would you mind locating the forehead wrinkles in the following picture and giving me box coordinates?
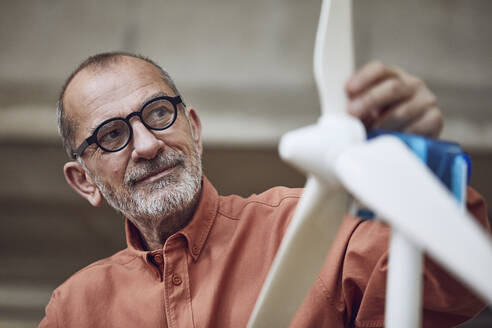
[71,67,157,111]
[65,62,167,138]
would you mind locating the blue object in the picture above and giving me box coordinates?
[357,130,470,219]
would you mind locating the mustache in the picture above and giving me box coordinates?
[124,150,185,187]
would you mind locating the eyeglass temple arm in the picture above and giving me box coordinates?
[72,136,96,159]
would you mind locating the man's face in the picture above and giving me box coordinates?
[63,57,203,223]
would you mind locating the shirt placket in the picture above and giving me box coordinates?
[163,235,195,328]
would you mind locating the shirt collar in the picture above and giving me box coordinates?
[125,176,219,261]
[125,218,148,255]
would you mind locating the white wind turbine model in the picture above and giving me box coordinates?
[247,0,492,327]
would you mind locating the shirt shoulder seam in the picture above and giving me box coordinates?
[66,251,139,280]
[51,290,61,328]
[217,194,301,220]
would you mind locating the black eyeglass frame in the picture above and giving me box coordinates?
[72,95,182,159]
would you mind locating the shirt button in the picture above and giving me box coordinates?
[153,254,163,264]
[192,245,199,255]
[172,273,182,286]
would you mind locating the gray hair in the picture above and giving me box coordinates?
[56,51,183,159]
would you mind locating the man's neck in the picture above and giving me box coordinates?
[129,189,201,251]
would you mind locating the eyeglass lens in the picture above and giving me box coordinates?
[96,98,176,151]
[142,98,175,129]
[97,120,131,151]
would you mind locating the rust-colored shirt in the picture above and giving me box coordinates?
[40,177,489,327]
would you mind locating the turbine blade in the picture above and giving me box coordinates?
[247,177,349,328]
[314,0,354,114]
[334,136,492,303]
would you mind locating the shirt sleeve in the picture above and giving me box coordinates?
[342,187,490,328]
[38,292,59,328]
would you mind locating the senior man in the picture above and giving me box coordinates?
[40,52,488,327]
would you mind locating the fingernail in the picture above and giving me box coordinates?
[348,99,364,115]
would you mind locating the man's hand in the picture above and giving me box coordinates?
[346,61,443,138]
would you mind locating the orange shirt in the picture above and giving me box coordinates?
[39,177,489,327]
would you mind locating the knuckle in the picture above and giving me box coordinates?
[431,107,443,124]
[413,78,425,89]
[437,115,444,133]
[369,60,383,68]
[426,107,443,137]
[436,115,444,131]
[427,92,438,106]
[389,78,404,95]
[369,60,385,73]
[388,65,403,77]
[419,87,437,107]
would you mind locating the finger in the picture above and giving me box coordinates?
[346,61,396,96]
[360,108,380,132]
[348,77,414,118]
[403,106,443,138]
[373,87,437,131]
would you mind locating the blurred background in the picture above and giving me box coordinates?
[1,0,491,326]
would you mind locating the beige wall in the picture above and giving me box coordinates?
[1,0,491,326]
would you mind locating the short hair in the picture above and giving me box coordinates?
[56,51,182,159]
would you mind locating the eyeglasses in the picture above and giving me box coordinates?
[72,95,182,159]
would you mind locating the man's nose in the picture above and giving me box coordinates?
[130,120,164,161]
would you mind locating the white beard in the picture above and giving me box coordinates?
[89,143,202,224]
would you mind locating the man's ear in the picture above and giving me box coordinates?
[63,161,102,207]
[187,107,203,155]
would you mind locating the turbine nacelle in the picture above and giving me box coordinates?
[279,113,365,187]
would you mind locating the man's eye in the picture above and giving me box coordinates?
[99,129,122,144]
[150,107,170,118]
[145,106,173,126]
[106,130,120,139]
[143,100,174,127]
